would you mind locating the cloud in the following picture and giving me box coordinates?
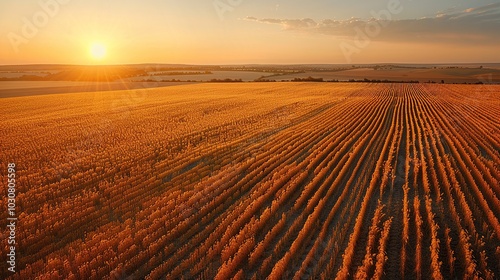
[244,3,500,43]
[253,18,318,29]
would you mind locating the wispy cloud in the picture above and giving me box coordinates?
[244,3,500,43]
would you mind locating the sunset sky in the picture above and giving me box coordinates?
[1,0,499,65]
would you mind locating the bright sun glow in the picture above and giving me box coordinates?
[90,43,106,60]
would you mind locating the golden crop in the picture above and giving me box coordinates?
[0,83,498,279]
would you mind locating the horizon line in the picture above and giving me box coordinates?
[1,62,500,67]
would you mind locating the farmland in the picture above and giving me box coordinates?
[0,83,499,279]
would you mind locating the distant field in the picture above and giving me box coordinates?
[2,65,499,84]
[125,70,273,82]
[0,81,104,90]
[1,83,499,279]
[0,72,50,79]
[275,67,500,83]
[0,81,196,98]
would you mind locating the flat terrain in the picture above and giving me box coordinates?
[125,70,269,82]
[275,67,500,83]
[0,81,196,98]
[2,64,500,85]
[0,83,499,279]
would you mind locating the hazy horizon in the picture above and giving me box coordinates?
[1,0,500,65]
[2,62,500,67]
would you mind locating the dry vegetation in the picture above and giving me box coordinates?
[0,82,499,279]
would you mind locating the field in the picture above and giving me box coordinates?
[1,83,499,279]
[0,81,195,98]
[126,71,269,82]
[274,67,500,83]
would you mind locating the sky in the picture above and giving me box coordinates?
[0,0,499,65]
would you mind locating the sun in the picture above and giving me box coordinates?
[90,42,106,60]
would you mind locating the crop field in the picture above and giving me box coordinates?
[1,83,499,279]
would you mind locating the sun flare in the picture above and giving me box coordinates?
[90,43,106,60]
